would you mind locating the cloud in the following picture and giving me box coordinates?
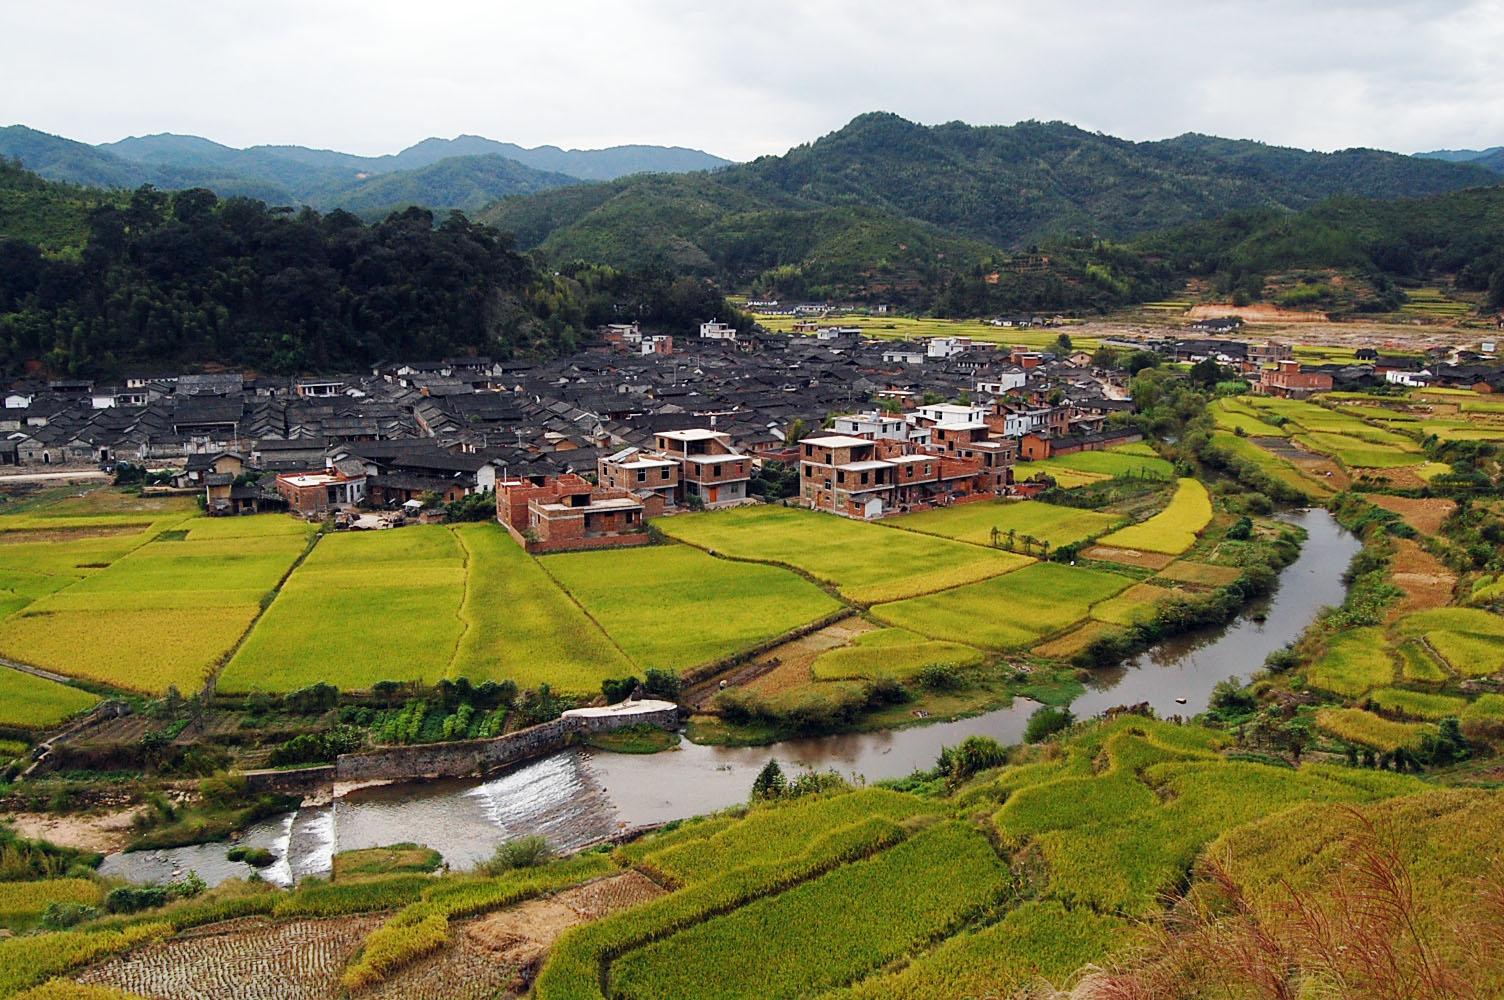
[2,0,1501,159]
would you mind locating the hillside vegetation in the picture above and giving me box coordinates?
[482,113,1496,304]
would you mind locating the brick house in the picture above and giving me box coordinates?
[653,429,751,508]
[495,474,649,553]
[275,469,367,516]
[1256,360,1333,399]
[597,447,680,510]
[797,434,1000,519]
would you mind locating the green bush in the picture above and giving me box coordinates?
[480,835,553,874]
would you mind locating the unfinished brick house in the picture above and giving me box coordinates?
[1256,360,1333,399]
[597,447,680,512]
[797,434,1002,519]
[652,429,751,508]
[495,473,648,553]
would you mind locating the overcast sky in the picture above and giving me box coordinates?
[4,0,1503,161]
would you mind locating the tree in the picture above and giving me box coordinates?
[1189,357,1225,388]
[751,759,786,801]
[1052,332,1073,354]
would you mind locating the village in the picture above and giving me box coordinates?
[0,313,1498,551]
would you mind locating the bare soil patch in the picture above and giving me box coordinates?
[1369,496,1456,536]
[1388,539,1457,617]
[1186,303,1329,323]
[3,807,144,854]
[1081,546,1175,570]
[466,871,665,969]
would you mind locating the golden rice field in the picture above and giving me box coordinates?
[888,499,1123,550]
[220,525,466,693]
[0,517,313,694]
[1097,478,1211,555]
[872,562,1134,649]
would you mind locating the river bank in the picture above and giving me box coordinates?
[99,509,1356,887]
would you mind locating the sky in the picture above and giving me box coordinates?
[4,0,1504,161]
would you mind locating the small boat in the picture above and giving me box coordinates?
[1174,697,1188,705]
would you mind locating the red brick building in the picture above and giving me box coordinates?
[495,474,648,553]
[1256,360,1333,399]
[797,434,1000,519]
[275,469,367,517]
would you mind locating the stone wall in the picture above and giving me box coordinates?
[242,764,336,795]
[327,700,680,785]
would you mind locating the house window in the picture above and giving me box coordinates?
[637,469,646,482]
[661,469,670,480]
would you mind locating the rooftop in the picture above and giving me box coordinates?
[800,434,873,448]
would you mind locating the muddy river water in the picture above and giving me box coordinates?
[101,508,1358,887]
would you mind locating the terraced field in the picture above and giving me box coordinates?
[655,505,1030,603]
[543,543,842,671]
[871,562,1134,649]
[1097,478,1212,555]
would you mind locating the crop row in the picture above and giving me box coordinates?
[534,815,908,1000]
[610,821,1009,1000]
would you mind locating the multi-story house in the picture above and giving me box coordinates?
[653,429,750,508]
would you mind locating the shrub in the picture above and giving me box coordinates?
[1025,705,1075,743]
[937,735,1009,783]
[480,835,553,874]
[916,663,962,690]
[226,846,276,868]
[601,676,640,704]
[40,901,100,930]
[643,668,682,700]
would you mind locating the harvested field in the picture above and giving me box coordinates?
[79,916,384,1000]
[466,871,664,969]
[1157,561,1241,588]
[1033,620,1124,658]
[739,619,877,698]
[1081,545,1175,570]
[1388,539,1456,616]
[1368,496,1456,535]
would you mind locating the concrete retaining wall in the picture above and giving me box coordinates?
[241,700,680,790]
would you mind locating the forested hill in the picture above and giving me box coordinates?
[1133,186,1504,310]
[483,113,1498,269]
[0,163,752,377]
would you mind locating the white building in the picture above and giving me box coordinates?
[699,320,738,340]
[975,369,1029,396]
[927,336,972,358]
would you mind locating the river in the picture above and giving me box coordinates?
[100,508,1357,887]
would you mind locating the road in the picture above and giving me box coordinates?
[0,470,109,484]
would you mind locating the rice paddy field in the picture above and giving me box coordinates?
[808,628,985,681]
[655,505,1030,603]
[1016,446,1174,486]
[754,313,1099,350]
[220,525,466,693]
[542,543,842,671]
[447,525,635,695]
[1097,478,1212,555]
[0,666,99,729]
[889,499,1122,549]
[872,561,1134,649]
[0,516,314,694]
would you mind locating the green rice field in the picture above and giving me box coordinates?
[888,499,1122,550]
[655,505,1030,604]
[543,543,842,671]
[871,562,1134,649]
[0,667,99,729]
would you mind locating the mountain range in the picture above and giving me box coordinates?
[0,126,732,217]
[480,113,1501,296]
[1415,146,1504,173]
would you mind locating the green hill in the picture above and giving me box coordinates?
[485,113,1496,263]
[1135,186,1504,311]
[0,158,116,254]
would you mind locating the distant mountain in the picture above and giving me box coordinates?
[1415,146,1504,174]
[0,126,730,217]
[482,112,1498,297]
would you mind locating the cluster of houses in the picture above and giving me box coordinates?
[11,311,1499,550]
